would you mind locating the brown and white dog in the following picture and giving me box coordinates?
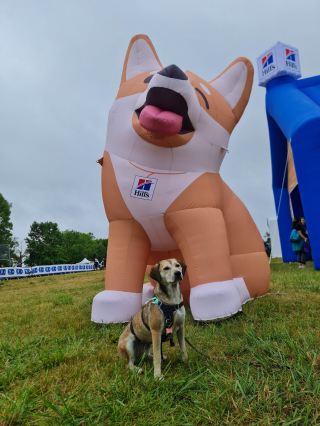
[118,259,188,378]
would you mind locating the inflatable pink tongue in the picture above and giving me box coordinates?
[139,105,183,136]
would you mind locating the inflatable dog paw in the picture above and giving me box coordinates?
[91,35,270,324]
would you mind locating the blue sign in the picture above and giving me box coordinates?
[45,267,50,272]
[24,269,30,274]
[52,267,56,272]
[0,269,6,276]
[17,269,23,274]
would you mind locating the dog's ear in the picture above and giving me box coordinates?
[177,260,187,276]
[209,57,254,123]
[120,34,162,85]
[149,263,161,283]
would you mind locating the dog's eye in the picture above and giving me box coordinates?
[175,264,180,267]
[163,267,170,270]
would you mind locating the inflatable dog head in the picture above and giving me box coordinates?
[105,35,254,173]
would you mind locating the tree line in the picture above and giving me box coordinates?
[0,193,108,266]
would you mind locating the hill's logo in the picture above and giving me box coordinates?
[261,51,276,76]
[285,48,298,70]
[131,175,158,201]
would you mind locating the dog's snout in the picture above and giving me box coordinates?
[158,65,188,81]
[174,270,182,279]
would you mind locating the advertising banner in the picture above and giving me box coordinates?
[257,42,301,87]
[0,263,94,280]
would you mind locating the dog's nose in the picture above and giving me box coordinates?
[158,65,188,81]
[174,270,182,279]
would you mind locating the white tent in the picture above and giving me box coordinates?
[267,218,282,258]
[76,258,91,264]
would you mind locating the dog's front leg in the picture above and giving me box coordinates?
[177,325,188,362]
[151,331,162,378]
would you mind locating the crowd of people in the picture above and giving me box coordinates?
[94,257,106,271]
[264,216,310,268]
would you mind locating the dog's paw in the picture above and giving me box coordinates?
[181,355,188,363]
[137,368,143,375]
[154,374,164,381]
[162,355,167,360]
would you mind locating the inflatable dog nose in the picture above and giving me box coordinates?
[158,65,188,81]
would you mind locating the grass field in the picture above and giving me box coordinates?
[1,261,320,425]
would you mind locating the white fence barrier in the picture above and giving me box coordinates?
[0,263,94,280]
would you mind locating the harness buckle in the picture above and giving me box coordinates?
[165,314,172,327]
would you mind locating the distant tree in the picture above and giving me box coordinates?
[92,238,108,263]
[62,230,108,264]
[15,242,28,265]
[263,231,270,240]
[24,221,108,266]
[0,193,18,265]
[25,221,64,265]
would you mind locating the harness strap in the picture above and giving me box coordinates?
[130,321,150,345]
[141,308,150,332]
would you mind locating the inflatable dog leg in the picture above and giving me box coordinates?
[165,208,244,321]
[91,219,150,323]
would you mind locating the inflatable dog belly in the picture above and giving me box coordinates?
[91,34,270,324]
[109,154,204,251]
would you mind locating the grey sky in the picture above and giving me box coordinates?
[1,0,319,246]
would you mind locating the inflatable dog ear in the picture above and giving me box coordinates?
[209,58,254,123]
[120,35,163,84]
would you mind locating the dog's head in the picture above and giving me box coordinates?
[106,34,253,172]
[149,259,187,285]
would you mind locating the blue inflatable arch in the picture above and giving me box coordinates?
[265,74,320,269]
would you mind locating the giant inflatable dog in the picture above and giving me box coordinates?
[92,35,270,323]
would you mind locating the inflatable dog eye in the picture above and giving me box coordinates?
[91,35,270,324]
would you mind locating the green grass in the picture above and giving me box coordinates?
[0,262,320,425]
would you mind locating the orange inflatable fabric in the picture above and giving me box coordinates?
[91,35,270,323]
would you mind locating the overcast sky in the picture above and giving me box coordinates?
[1,0,319,247]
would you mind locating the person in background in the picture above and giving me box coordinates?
[94,258,99,271]
[101,258,106,270]
[301,217,312,260]
[264,238,271,257]
[291,217,308,268]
